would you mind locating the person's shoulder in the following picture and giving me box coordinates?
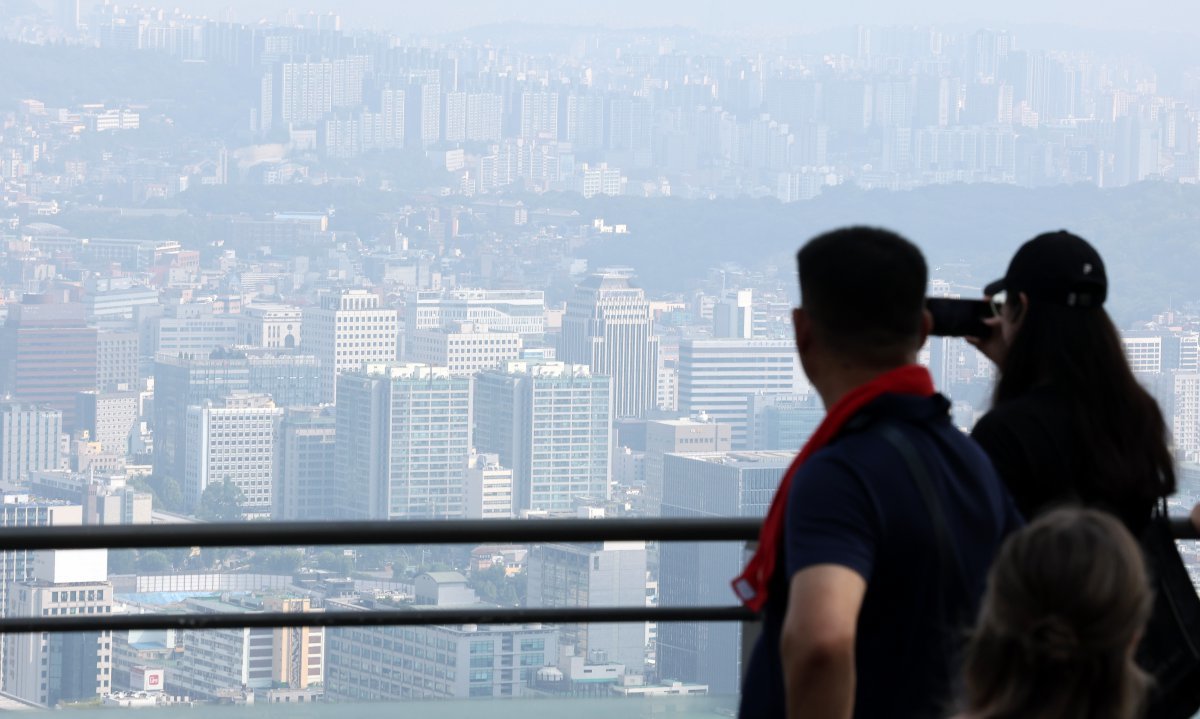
[973,389,1066,442]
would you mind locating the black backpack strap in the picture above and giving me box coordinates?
[878,423,971,611]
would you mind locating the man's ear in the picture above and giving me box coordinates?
[793,307,810,352]
[918,307,932,348]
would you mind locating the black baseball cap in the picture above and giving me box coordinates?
[984,230,1107,308]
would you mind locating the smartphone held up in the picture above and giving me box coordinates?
[926,298,993,338]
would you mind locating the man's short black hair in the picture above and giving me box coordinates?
[797,226,927,366]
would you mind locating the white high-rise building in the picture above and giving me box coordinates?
[183,393,283,518]
[560,271,659,419]
[303,289,399,403]
[464,451,513,519]
[0,402,62,485]
[465,93,503,142]
[444,91,467,142]
[335,363,472,519]
[3,549,113,706]
[278,59,333,124]
[520,91,559,139]
[678,339,805,449]
[475,361,612,513]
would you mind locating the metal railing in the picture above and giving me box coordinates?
[0,515,1193,634]
[0,517,763,633]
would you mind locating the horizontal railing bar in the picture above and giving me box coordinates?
[0,516,1192,552]
[0,605,758,634]
[0,517,764,551]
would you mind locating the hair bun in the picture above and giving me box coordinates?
[1025,615,1081,662]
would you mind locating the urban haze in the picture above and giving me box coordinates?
[0,0,1196,712]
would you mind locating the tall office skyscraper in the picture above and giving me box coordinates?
[658,451,791,694]
[276,407,337,521]
[154,352,243,483]
[677,338,804,448]
[183,393,282,517]
[560,271,659,419]
[475,361,612,513]
[0,403,63,486]
[0,295,97,431]
[303,289,399,403]
[335,363,472,519]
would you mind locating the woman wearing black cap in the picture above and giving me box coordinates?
[968,230,1175,532]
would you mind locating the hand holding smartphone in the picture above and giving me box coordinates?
[926,298,993,338]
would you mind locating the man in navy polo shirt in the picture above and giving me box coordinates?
[735,227,1022,718]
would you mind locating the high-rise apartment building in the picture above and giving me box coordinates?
[0,295,97,431]
[658,451,791,695]
[3,549,113,706]
[303,289,399,403]
[276,59,333,124]
[677,339,804,448]
[560,271,659,419]
[465,93,503,142]
[520,91,559,139]
[275,407,336,521]
[444,91,467,142]
[335,363,472,519]
[527,541,648,671]
[183,393,282,517]
[642,417,733,515]
[0,403,63,485]
[566,94,606,151]
[475,361,612,513]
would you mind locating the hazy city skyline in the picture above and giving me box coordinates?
[154,0,1200,37]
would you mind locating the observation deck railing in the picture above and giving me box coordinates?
[0,515,1192,634]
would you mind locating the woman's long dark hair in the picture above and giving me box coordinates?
[995,300,1176,510]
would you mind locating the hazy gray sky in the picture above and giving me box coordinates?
[177,0,1199,36]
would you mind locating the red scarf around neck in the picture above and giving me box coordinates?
[732,364,936,611]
